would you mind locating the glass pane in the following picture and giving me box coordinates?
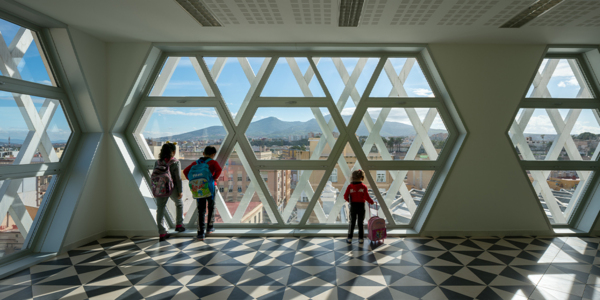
[247,107,339,160]
[361,107,448,161]
[379,170,435,224]
[0,175,55,258]
[308,161,385,225]
[0,92,72,165]
[261,57,324,97]
[135,107,227,160]
[371,58,434,98]
[526,170,592,224]
[312,57,379,124]
[0,18,55,86]
[150,57,212,97]
[204,57,268,121]
[510,109,600,161]
[526,58,593,99]
[276,169,325,224]
[178,145,276,226]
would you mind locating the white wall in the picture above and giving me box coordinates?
[106,42,156,235]
[421,44,552,236]
[61,28,108,248]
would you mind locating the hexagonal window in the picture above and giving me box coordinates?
[510,109,600,161]
[526,58,593,99]
[150,57,213,97]
[261,57,324,97]
[134,107,227,160]
[246,107,339,160]
[526,170,592,224]
[203,57,269,122]
[359,107,449,161]
[0,91,72,164]
[312,57,379,124]
[0,18,55,86]
[371,58,434,98]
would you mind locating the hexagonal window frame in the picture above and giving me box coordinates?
[0,16,82,262]
[123,48,464,232]
[508,49,600,228]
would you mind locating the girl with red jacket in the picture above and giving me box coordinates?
[344,169,375,244]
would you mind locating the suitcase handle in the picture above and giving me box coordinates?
[369,201,379,218]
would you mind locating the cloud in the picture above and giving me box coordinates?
[524,115,557,134]
[154,107,218,117]
[412,88,434,97]
[558,76,578,88]
[340,107,356,116]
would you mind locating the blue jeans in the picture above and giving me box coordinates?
[197,196,215,233]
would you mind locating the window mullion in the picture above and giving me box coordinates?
[0,163,62,180]
[0,76,65,99]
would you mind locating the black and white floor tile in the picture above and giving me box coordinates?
[2,236,600,299]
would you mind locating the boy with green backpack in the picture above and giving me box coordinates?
[183,146,222,241]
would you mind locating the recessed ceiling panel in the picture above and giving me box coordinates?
[203,0,240,25]
[235,0,284,25]
[390,0,443,26]
[291,0,334,25]
[437,0,499,26]
[483,0,534,26]
[528,0,600,27]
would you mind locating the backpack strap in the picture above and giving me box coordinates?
[197,158,212,164]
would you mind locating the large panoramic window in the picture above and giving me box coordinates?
[0,18,75,259]
[510,56,599,225]
[131,52,457,229]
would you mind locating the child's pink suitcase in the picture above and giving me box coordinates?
[368,202,387,242]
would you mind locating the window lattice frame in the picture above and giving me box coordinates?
[126,48,460,229]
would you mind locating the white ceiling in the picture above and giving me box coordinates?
[18,0,600,44]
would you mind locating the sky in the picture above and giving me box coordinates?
[143,56,447,139]
[0,19,71,143]
[0,13,593,144]
[519,59,599,135]
[143,56,597,140]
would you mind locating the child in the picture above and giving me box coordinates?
[152,142,185,242]
[183,146,222,241]
[344,169,375,244]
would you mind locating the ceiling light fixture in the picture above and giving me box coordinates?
[175,0,222,27]
[500,0,565,28]
[339,0,365,27]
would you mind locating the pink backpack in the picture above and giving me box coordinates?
[368,203,387,242]
[150,159,176,198]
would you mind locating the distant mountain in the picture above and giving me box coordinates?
[156,116,447,141]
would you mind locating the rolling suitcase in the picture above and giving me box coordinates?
[367,202,387,242]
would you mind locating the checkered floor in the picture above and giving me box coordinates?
[2,236,600,299]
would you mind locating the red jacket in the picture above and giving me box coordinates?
[344,182,374,204]
[183,158,222,187]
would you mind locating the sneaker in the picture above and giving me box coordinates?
[206,228,215,235]
[175,225,186,233]
[197,231,205,241]
[159,233,170,242]
[359,239,364,244]
[346,239,352,244]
